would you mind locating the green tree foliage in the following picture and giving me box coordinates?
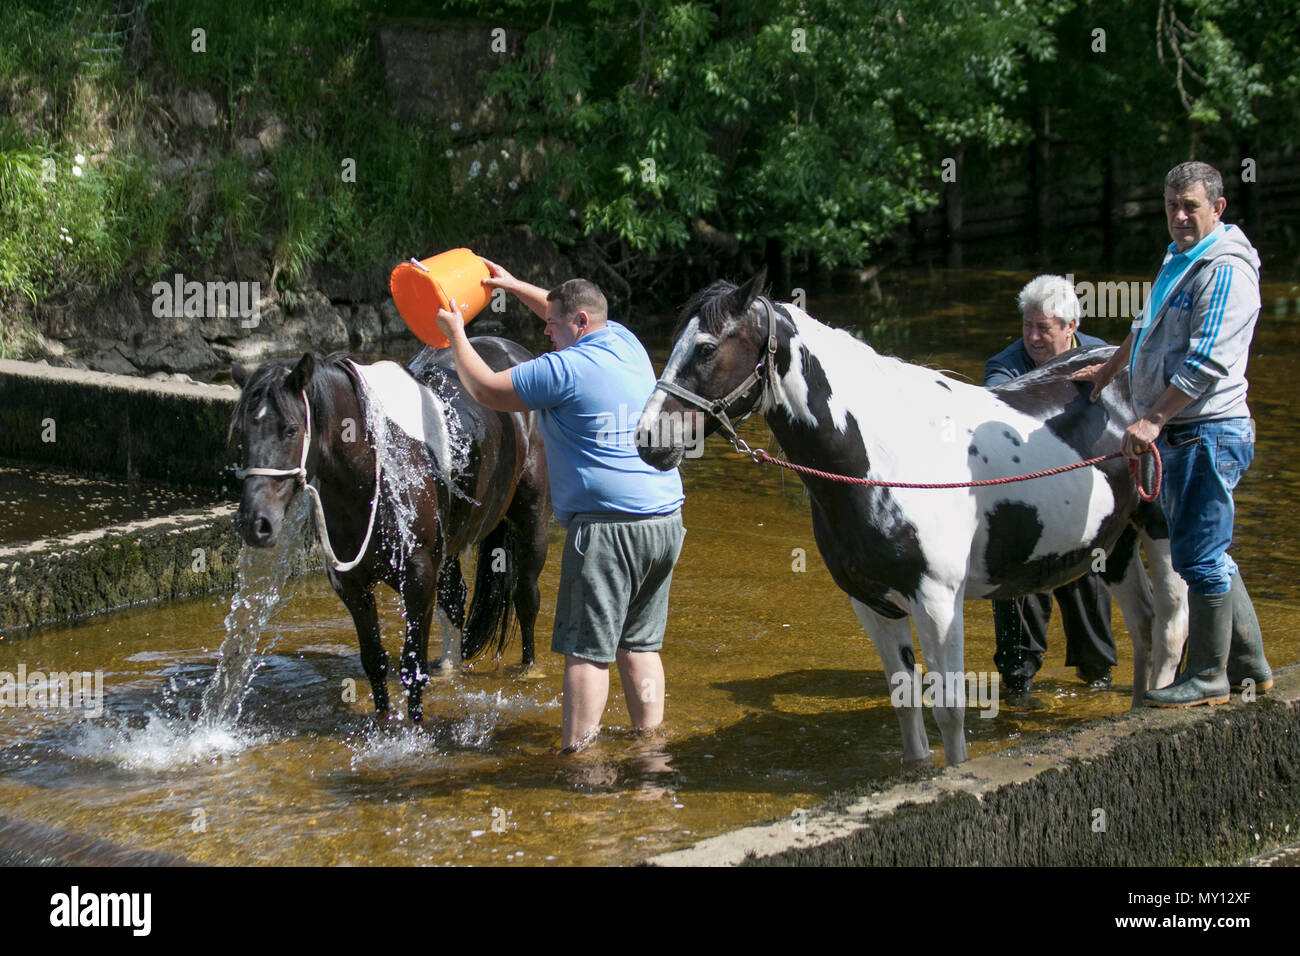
[483,0,1063,269]
[4,0,1297,336]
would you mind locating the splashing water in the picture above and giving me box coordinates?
[407,347,475,490]
[361,377,432,579]
[73,363,479,772]
[68,713,259,773]
[198,492,312,726]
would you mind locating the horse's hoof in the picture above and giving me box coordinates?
[505,660,542,678]
[901,752,934,769]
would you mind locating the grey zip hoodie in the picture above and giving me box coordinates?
[1129,223,1261,423]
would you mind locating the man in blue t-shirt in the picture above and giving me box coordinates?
[435,261,685,752]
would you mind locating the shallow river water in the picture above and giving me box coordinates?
[1,266,1297,865]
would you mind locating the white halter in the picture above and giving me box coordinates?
[235,386,381,573]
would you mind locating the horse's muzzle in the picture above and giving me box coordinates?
[636,437,685,471]
[236,505,281,548]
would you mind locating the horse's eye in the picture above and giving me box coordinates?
[697,342,718,360]
[284,425,300,439]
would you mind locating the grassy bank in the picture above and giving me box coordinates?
[0,0,492,358]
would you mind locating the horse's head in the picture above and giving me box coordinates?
[637,268,771,470]
[230,353,316,548]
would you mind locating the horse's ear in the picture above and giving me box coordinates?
[285,353,314,393]
[727,266,768,316]
[231,362,248,388]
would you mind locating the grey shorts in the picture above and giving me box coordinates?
[551,510,686,664]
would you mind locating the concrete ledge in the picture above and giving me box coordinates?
[0,814,197,866]
[0,506,244,634]
[0,360,238,492]
[650,667,1300,866]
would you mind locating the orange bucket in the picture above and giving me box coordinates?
[389,248,491,348]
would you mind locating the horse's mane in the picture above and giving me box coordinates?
[676,278,748,336]
[228,352,361,444]
[676,279,938,390]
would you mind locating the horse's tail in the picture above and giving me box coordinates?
[461,520,517,661]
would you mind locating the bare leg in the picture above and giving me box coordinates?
[562,656,609,751]
[617,649,664,733]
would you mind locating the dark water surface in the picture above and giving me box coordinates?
[1,266,1296,866]
[0,464,222,545]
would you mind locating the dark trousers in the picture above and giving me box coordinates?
[992,573,1117,685]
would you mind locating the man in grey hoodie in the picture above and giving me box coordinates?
[1073,161,1271,707]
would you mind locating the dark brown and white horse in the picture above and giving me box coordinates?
[637,272,1187,765]
[230,339,550,723]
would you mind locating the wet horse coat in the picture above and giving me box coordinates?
[231,338,550,722]
[637,274,1186,765]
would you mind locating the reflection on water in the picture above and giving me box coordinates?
[1,266,1297,865]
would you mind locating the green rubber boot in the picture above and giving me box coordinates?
[1226,573,1273,693]
[1145,590,1232,708]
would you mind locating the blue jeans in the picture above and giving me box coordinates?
[1157,417,1254,595]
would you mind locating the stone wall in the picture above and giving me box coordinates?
[0,505,239,634]
[20,18,573,378]
[0,504,324,636]
[650,670,1300,867]
[0,360,238,491]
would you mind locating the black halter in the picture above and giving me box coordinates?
[652,296,780,450]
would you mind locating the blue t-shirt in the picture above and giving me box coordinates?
[510,321,685,524]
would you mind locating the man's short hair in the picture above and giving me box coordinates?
[1165,161,1224,203]
[1018,275,1081,327]
[547,279,607,323]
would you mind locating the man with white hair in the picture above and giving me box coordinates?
[984,275,1116,703]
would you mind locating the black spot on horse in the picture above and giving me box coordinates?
[936,380,951,391]
[984,502,1044,583]
[1135,498,1170,540]
[774,348,927,617]
[1012,455,1021,463]
[900,646,916,671]
[968,445,979,456]
[983,498,1131,597]
[1002,430,1021,447]
[1101,525,1138,585]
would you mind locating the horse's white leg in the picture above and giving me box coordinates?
[437,607,462,671]
[851,598,931,767]
[1108,536,1155,708]
[909,579,968,766]
[1140,529,1188,689]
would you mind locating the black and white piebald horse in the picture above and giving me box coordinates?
[230,339,551,723]
[637,271,1187,766]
